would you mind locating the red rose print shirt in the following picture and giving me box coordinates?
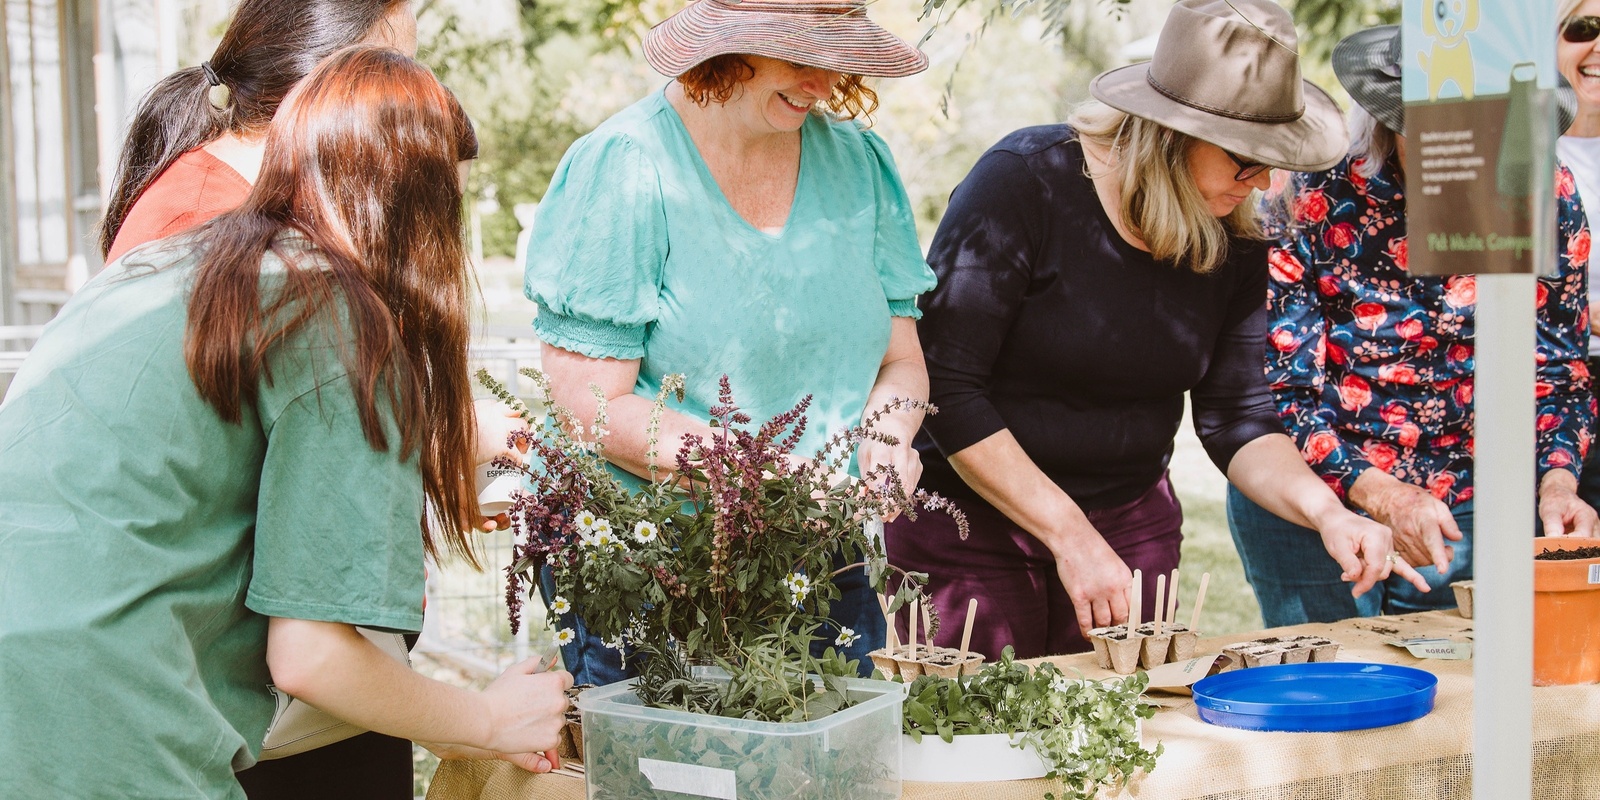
[1263,155,1593,507]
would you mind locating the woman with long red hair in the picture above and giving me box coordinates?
[0,47,569,797]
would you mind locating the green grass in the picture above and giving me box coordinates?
[1174,487,1262,637]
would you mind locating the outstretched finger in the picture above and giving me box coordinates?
[1340,543,1383,598]
[1390,556,1431,593]
[1422,524,1453,574]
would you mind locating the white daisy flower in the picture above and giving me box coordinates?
[601,635,625,650]
[591,518,613,537]
[550,596,572,615]
[835,627,860,648]
[784,572,811,597]
[552,628,576,646]
[574,510,598,531]
[594,530,620,550]
[633,520,659,544]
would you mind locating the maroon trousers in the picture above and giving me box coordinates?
[886,474,1184,659]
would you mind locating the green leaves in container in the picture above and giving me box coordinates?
[899,646,1162,800]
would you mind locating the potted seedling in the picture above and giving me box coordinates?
[1533,537,1600,685]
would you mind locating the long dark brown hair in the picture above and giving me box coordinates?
[185,46,480,564]
[100,0,409,258]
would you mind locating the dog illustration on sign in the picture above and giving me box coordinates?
[1418,0,1480,100]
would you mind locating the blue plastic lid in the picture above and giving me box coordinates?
[1192,662,1438,732]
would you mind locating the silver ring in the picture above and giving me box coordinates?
[1385,552,1399,564]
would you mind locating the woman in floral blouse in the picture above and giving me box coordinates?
[1228,25,1598,627]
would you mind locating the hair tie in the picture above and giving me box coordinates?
[201,60,231,110]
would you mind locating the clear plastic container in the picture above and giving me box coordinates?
[576,671,903,800]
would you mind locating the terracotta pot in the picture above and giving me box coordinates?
[1533,537,1600,686]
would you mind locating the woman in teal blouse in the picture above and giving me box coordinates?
[524,0,934,683]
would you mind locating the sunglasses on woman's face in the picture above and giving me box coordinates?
[1224,150,1271,183]
[1563,15,1600,44]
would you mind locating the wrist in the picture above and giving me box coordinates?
[1540,468,1579,497]
[1347,469,1401,517]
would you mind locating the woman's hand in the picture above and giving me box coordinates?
[266,619,572,769]
[1048,527,1133,637]
[859,317,929,522]
[419,740,562,774]
[857,435,923,519]
[1538,470,1599,537]
[478,656,573,759]
[1312,507,1428,596]
[472,399,530,532]
[474,399,528,466]
[1349,469,1462,574]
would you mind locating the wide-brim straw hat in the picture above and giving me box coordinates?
[643,0,928,79]
[1334,25,1577,136]
[1090,0,1346,172]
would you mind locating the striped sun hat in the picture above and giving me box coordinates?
[643,0,928,78]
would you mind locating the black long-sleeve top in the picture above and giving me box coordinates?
[915,125,1286,511]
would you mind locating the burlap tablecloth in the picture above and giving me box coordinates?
[426,611,1600,800]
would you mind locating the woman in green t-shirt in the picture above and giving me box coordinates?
[0,47,570,798]
[524,0,936,684]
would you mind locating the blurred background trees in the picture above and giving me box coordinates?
[414,0,1399,260]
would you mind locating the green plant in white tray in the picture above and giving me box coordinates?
[901,647,1162,800]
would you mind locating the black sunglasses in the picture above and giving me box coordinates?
[1564,15,1600,44]
[1224,150,1271,183]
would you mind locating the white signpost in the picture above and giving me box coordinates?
[1402,1,1558,798]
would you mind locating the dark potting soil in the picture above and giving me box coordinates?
[1535,546,1600,561]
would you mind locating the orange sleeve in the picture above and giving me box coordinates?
[106,149,252,264]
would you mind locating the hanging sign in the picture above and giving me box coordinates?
[1403,0,1559,275]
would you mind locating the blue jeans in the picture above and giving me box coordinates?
[539,559,887,686]
[1225,486,1474,628]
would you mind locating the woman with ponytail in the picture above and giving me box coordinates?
[101,0,416,264]
[0,47,569,798]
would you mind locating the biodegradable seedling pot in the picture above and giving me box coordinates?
[868,648,899,680]
[1533,537,1600,685]
[1450,581,1475,619]
[1105,631,1144,675]
[922,649,984,678]
[1280,646,1312,665]
[1239,645,1285,667]
[1301,637,1341,663]
[1087,627,1117,670]
[1166,625,1199,661]
[1135,623,1174,669]
[897,650,925,682]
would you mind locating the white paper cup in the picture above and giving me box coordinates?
[476,460,525,516]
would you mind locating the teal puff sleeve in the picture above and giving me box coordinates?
[862,129,936,318]
[524,133,668,360]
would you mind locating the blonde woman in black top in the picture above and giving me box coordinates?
[886,0,1427,659]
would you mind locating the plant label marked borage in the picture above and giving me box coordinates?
[1386,636,1474,660]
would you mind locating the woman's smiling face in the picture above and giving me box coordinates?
[1560,0,1600,115]
[732,55,842,133]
